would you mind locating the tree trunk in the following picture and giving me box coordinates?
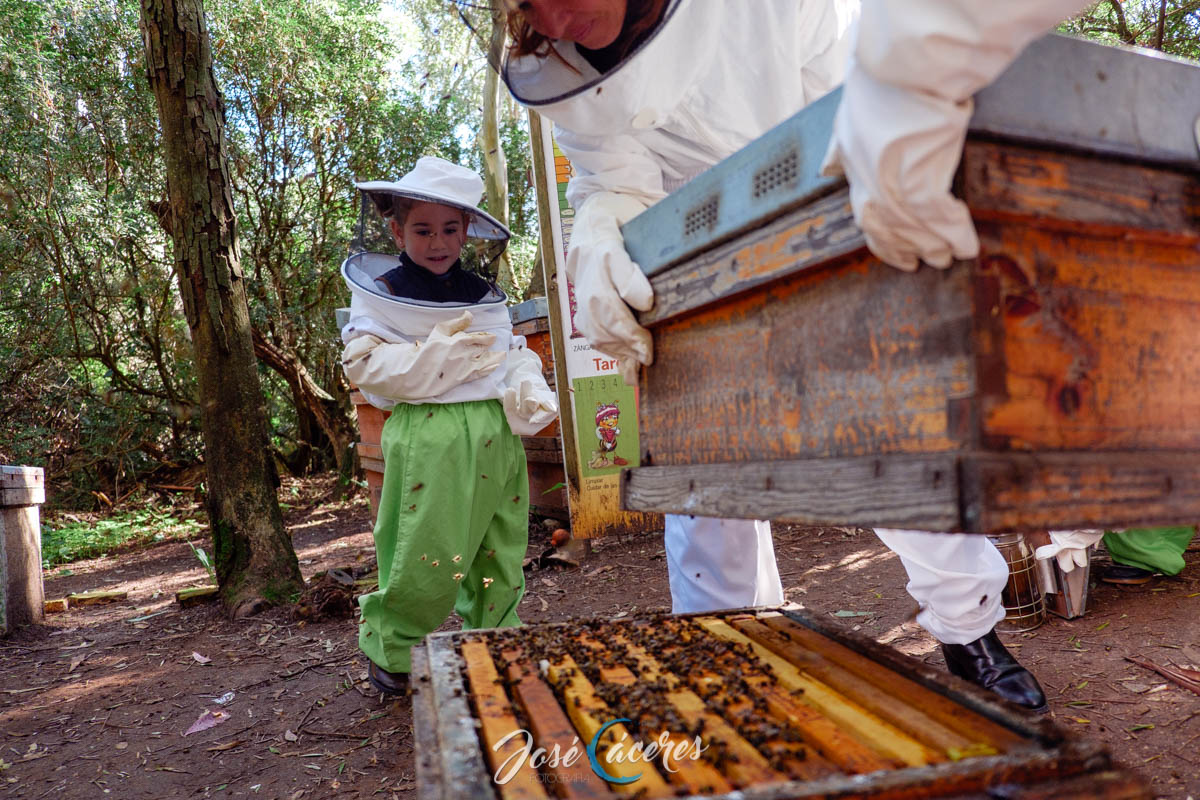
[480,7,512,292]
[139,0,303,617]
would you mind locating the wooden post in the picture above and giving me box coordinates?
[1,466,46,634]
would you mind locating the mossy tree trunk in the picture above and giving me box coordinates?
[139,0,303,617]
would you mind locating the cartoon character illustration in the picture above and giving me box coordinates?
[588,401,629,469]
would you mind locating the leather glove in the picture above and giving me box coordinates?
[503,379,559,436]
[341,311,505,402]
[1035,530,1105,573]
[566,192,654,386]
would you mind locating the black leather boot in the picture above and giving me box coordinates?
[941,629,1048,713]
[368,661,409,697]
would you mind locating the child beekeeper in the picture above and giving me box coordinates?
[340,156,557,696]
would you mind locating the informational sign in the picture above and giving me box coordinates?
[529,114,661,539]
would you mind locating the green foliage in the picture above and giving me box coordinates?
[1061,1,1200,60]
[0,0,542,505]
[187,539,218,583]
[41,508,203,567]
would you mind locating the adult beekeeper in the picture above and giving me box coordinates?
[499,0,1093,712]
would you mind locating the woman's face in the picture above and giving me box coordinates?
[391,202,468,275]
[511,0,628,50]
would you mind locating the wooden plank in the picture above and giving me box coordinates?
[68,590,128,606]
[697,617,940,767]
[426,636,497,800]
[501,647,613,800]
[638,187,862,325]
[962,451,1200,533]
[621,454,960,530]
[460,641,549,800]
[758,614,1026,751]
[638,253,975,467]
[574,634,738,794]
[411,645,444,800]
[729,616,989,757]
[964,141,1200,240]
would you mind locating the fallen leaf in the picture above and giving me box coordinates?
[183,709,229,736]
[833,610,872,618]
[612,611,628,619]
[213,691,236,706]
[192,652,212,665]
[67,653,89,673]
[284,729,299,742]
[115,742,128,750]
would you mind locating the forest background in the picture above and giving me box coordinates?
[0,0,1198,603]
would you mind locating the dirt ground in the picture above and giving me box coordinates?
[2,478,1198,799]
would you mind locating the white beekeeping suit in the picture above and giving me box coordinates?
[504,0,1090,662]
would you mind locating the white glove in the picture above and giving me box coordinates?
[821,0,1093,272]
[341,311,505,402]
[566,192,654,386]
[503,380,559,436]
[1035,530,1105,573]
[501,340,559,435]
[821,73,979,271]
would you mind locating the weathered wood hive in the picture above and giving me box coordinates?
[618,35,1200,533]
[412,608,1148,798]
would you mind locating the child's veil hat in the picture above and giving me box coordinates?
[355,156,510,242]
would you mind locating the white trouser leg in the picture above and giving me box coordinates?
[874,529,1007,645]
[664,515,784,613]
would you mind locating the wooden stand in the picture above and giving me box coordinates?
[1,466,46,634]
[619,36,1200,533]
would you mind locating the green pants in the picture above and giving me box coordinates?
[359,399,528,673]
[1103,526,1196,575]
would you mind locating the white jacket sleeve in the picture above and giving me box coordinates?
[340,311,506,404]
[501,337,559,436]
[822,0,1093,271]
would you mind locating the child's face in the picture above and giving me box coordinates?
[391,202,468,275]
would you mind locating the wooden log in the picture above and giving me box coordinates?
[175,586,218,608]
[44,597,69,614]
[697,617,941,767]
[501,647,613,800]
[68,590,129,606]
[460,641,549,800]
[757,613,1026,751]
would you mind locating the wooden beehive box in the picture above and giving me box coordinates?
[412,608,1148,799]
[618,35,1200,533]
